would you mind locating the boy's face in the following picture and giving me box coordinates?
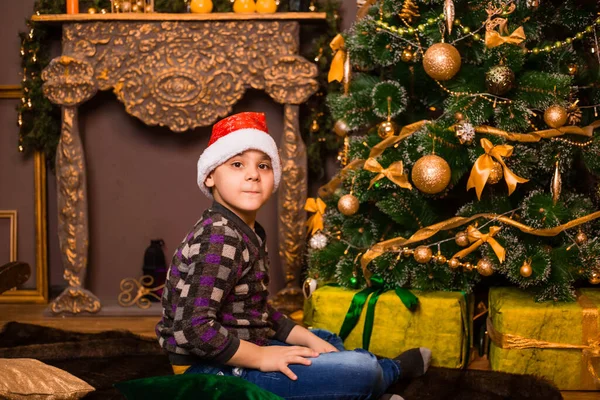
[205,150,275,219]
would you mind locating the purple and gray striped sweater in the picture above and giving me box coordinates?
[156,202,296,365]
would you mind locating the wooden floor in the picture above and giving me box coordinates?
[0,303,598,399]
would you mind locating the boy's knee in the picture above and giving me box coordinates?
[337,351,382,394]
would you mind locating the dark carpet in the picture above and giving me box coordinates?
[0,322,562,400]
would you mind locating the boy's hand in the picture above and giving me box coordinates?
[304,334,339,354]
[258,345,318,380]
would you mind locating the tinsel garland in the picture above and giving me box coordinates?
[18,0,340,175]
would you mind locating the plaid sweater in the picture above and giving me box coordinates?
[156,202,296,365]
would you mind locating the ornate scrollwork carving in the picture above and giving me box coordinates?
[264,55,319,104]
[41,56,97,106]
[50,287,101,314]
[63,21,301,131]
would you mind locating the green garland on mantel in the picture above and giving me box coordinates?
[18,0,341,179]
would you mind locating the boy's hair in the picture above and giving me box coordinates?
[196,112,281,199]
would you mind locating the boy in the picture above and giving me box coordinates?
[156,112,431,399]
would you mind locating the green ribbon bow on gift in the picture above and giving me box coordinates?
[338,276,419,351]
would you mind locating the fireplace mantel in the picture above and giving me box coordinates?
[35,13,325,315]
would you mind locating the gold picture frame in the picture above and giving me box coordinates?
[0,210,17,262]
[0,152,48,303]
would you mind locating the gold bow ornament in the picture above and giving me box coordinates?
[485,26,526,49]
[363,158,412,190]
[453,225,506,263]
[328,34,347,83]
[305,197,327,236]
[467,138,528,200]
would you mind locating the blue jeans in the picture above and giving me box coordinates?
[184,329,402,400]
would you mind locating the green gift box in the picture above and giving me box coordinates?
[303,285,472,368]
[488,287,600,390]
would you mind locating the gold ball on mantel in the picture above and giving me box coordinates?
[414,246,433,264]
[487,161,504,185]
[520,262,533,278]
[121,1,132,12]
[337,194,359,216]
[422,43,462,81]
[88,7,97,13]
[448,258,461,269]
[575,230,588,245]
[590,270,600,285]
[455,231,470,247]
[333,119,350,137]
[544,105,568,129]
[411,155,451,194]
[477,258,494,276]
[377,120,397,139]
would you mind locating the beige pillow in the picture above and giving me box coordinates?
[0,358,95,400]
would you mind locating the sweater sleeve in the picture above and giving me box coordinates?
[171,223,244,363]
[266,303,297,342]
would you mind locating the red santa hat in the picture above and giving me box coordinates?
[197,112,281,198]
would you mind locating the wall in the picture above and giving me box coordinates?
[0,0,357,305]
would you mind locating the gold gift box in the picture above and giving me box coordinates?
[489,287,600,391]
[303,285,471,368]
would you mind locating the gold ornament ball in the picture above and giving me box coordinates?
[436,254,447,265]
[590,271,600,285]
[477,258,494,276]
[463,262,473,271]
[338,194,359,216]
[334,119,350,137]
[88,7,97,13]
[414,246,433,264]
[411,155,452,194]
[401,47,414,63]
[520,263,533,278]
[310,119,320,133]
[575,231,588,245]
[422,43,462,81]
[455,231,470,247]
[378,120,397,139]
[448,258,461,269]
[544,105,568,129]
[454,112,464,121]
[121,1,132,12]
[485,65,515,96]
[487,161,504,185]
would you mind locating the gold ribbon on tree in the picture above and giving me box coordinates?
[485,26,526,48]
[328,34,346,83]
[359,210,600,285]
[305,197,326,236]
[473,120,600,142]
[363,158,412,190]
[369,120,429,158]
[467,138,529,200]
[487,291,600,389]
[453,225,506,263]
[318,159,365,198]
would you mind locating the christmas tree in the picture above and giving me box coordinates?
[307,0,600,302]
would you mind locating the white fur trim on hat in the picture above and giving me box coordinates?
[197,128,281,198]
